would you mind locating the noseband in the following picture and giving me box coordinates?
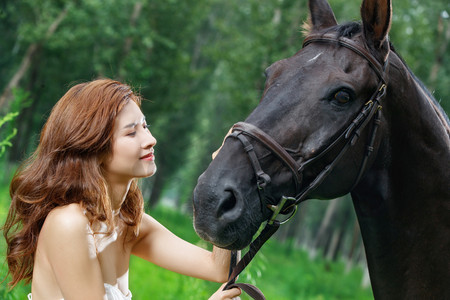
[229,33,388,221]
[223,33,389,299]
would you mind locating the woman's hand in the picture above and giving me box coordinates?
[211,127,233,160]
[209,283,241,300]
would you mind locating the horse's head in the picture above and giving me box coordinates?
[193,0,392,250]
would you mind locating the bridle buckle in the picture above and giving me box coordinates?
[268,196,297,225]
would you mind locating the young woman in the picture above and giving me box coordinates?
[3,79,241,300]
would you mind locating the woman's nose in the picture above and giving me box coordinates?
[142,131,157,149]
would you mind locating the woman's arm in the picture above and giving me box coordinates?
[39,204,107,300]
[131,213,231,282]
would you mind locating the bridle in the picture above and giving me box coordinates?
[223,33,389,299]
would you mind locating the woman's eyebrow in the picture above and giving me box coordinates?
[123,122,137,129]
[123,117,146,129]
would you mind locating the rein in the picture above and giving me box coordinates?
[223,33,389,299]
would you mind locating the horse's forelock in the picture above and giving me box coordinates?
[302,20,362,39]
[324,22,362,38]
[301,18,313,37]
[336,22,362,38]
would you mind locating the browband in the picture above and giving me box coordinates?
[303,33,388,84]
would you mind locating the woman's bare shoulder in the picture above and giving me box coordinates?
[35,204,105,299]
[46,202,87,223]
[41,203,91,241]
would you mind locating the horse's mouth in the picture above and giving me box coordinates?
[215,236,254,250]
[194,215,257,250]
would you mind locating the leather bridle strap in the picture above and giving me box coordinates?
[222,100,385,300]
[302,33,387,83]
[228,80,385,215]
[222,92,384,299]
[224,221,280,300]
[230,131,272,212]
[231,122,303,192]
[290,82,386,207]
[223,33,389,300]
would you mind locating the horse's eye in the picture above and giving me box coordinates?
[334,90,351,104]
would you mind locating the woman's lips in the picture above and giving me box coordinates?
[140,152,155,161]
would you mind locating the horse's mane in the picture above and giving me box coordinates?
[389,43,450,135]
[302,21,450,135]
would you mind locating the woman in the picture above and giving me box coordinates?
[3,79,241,300]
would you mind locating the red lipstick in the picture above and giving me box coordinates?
[140,152,155,161]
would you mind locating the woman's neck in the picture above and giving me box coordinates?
[107,180,132,212]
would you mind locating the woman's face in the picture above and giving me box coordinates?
[103,101,157,184]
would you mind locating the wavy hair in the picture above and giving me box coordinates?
[3,79,145,287]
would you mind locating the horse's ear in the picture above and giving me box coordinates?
[308,0,338,31]
[361,0,392,50]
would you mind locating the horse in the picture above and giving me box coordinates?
[192,0,450,298]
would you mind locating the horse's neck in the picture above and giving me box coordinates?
[387,55,450,181]
[351,57,450,298]
[407,70,450,138]
[353,166,449,298]
[390,54,450,139]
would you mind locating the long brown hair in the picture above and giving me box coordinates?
[3,79,145,288]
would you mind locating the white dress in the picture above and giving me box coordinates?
[27,283,132,300]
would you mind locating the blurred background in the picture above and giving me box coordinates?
[1,0,448,299]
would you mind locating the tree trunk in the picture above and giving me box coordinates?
[325,228,340,260]
[345,220,361,272]
[361,263,371,288]
[0,44,38,111]
[8,48,43,161]
[0,7,68,112]
[147,166,165,209]
[312,200,340,250]
[294,203,310,248]
[118,2,143,80]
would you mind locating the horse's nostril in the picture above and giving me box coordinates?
[216,191,238,219]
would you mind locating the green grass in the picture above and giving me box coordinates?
[0,185,373,299]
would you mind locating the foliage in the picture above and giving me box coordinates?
[0,87,31,159]
[0,112,18,158]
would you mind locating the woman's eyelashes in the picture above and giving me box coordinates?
[127,123,150,137]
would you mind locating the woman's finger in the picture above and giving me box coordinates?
[209,283,241,300]
[211,128,233,159]
[222,286,241,299]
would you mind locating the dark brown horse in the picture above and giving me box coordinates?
[193,0,450,298]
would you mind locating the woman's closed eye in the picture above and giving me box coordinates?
[127,124,150,137]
